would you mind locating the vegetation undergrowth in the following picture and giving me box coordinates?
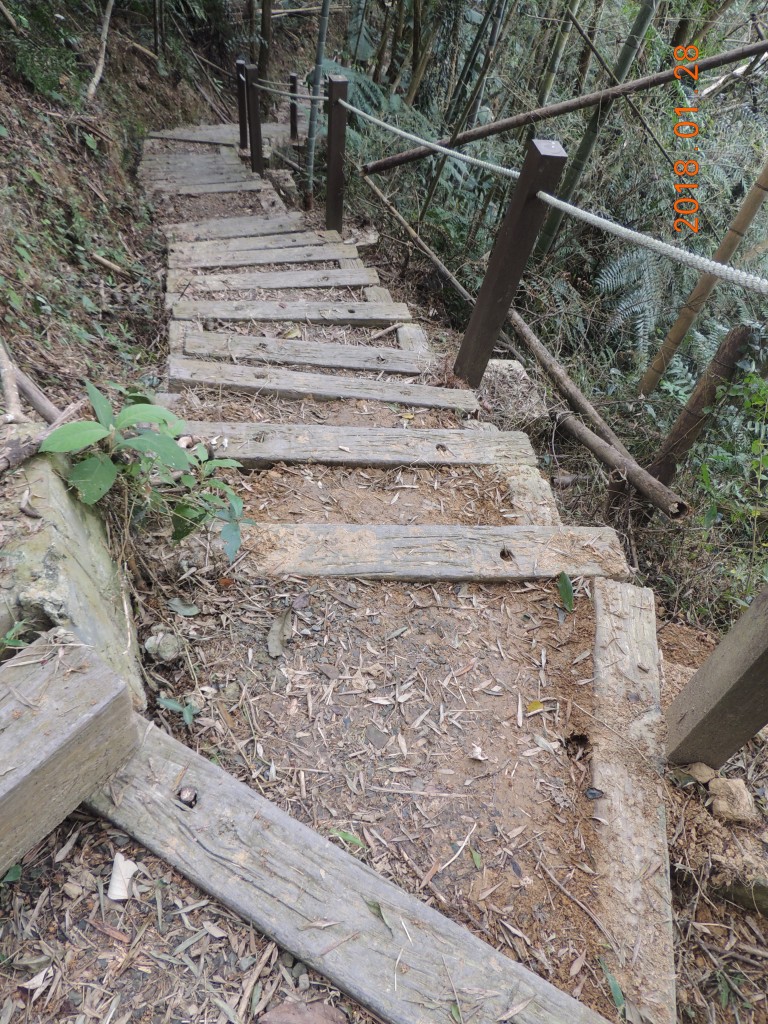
[334,0,768,628]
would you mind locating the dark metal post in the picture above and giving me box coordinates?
[453,139,567,388]
[236,58,248,150]
[245,63,264,175]
[325,76,348,233]
[289,72,299,142]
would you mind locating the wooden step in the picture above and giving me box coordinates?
[171,299,412,326]
[397,324,430,353]
[88,719,611,1024]
[167,242,359,270]
[245,523,629,580]
[168,356,480,411]
[163,212,305,242]
[149,179,273,196]
[148,121,306,146]
[183,422,536,468]
[173,324,432,373]
[169,230,342,265]
[166,266,380,300]
[1,630,139,876]
[143,169,254,187]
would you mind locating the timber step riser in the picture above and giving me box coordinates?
[171,300,411,327]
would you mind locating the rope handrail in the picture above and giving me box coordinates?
[253,80,319,104]
[338,99,522,181]
[537,191,768,297]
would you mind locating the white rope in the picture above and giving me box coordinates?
[253,80,318,104]
[538,191,768,297]
[338,99,521,180]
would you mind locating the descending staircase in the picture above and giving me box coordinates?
[126,123,676,1024]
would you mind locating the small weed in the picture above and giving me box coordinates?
[40,383,251,560]
[0,620,31,658]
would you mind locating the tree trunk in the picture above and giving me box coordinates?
[248,0,256,62]
[385,0,406,83]
[692,0,740,46]
[404,23,437,105]
[305,0,332,202]
[535,0,660,257]
[257,0,273,113]
[372,2,393,83]
[537,0,582,106]
[468,0,509,125]
[444,0,497,123]
[639,154,768,396]
[646,325,754,486]
[573,0,605,94]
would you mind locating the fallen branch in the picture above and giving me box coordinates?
[0,342,29,424]
[0,400,88,476]
[92,252,130,277]
[362,174,689,519]
[13,367,61,424]
[86,0,116,102]
[0,0,22,33]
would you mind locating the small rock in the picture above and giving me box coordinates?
[709,778,758,823]
[144,633,181,663]
[365,723,389,750]
[278,950,295,968]
[291,962,307,979]
[685,762,718,784]
[297,973,310,992]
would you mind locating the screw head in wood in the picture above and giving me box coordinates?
[178,786,198,807]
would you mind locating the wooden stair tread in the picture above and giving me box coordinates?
[182,421,537,468]
[1,631,139,875]
[148,179,274,195]
[168,355,480,411]
[163,212,305,242]
[173,324,431,373]
[87,719,612,1024]
[166,266,380,298]
[169,230,342,262]
[167,243,359,270]
[245,523,630,580]
[171,299,411,326]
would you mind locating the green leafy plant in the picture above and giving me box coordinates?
[157,695,200,729]
[0,620,31,657]
[40,382,250,560]
[1,865,21,885]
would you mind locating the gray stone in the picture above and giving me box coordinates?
[145,633,182,663]
[709,778,758,823]
[291,962,307,979]
[685,762,718,784]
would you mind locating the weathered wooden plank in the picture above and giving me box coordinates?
[168,243,359,270]
[591,580,676,1024]
[142,168,254,186]
[502,466,561,525]
[246,523,629,580]
[166,266,380,299]
[666,584,768,767]
[140,154,247,174]
[149,179,273,196]
[177,326,433,373]
[364,285,394,303]
[168,356,480,411]
[171,300,412,326]
[0,630,139,875]
[183,421,537,468]
[163,212,305,242]
[87,719,612,1024]
[397,324,430,353]
[169,231,342,264]
[148,121,305,145]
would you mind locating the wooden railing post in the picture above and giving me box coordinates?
[453,139,567,388]
[236,58,248,150]
[666,586,768,767]
[289,72,299,142]
[245,63,264,175]
[325,76,348,233]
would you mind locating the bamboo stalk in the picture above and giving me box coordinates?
[363,39,768,175]
[85,0,116,102]
[639,156,768,396]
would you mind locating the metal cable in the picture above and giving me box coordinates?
[338,99,522,180]
[537,191,768,296]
